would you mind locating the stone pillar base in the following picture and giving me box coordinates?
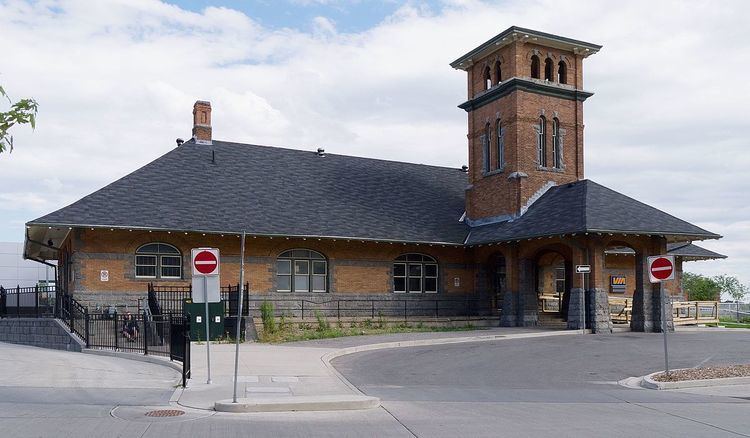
[589,288,612,334]
[567,288,584,330]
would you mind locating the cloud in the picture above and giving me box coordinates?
[0,0,748,286]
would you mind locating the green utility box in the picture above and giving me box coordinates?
[184,300,224,341]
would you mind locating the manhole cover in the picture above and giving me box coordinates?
[144,409,186,418]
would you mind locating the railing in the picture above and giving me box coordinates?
[1,284,191,386]
[538,294,561,313]
[718,302,750,322]
[0,285,57,318]
[609,297,632,324]
[148,283,249,317]
[673,301,719,325]
[243,296,491,320]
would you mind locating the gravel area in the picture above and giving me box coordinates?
[653,364,750,382]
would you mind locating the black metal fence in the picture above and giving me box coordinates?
[0,285,57,318]
[243,296,493,320]
[148,282,249,317]
[0,284,191,386]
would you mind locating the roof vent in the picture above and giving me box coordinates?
[176,138,184,147]
[316,147,326,157]
[460,165,468,173]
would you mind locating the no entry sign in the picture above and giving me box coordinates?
[192,248,220,276]
[648,255,675,283]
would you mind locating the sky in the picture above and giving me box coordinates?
[0,0,748,288]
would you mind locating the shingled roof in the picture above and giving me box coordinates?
[465,180,720,245]
[667,242,727,260]
[28,141,720,247]
[28,140,471,244]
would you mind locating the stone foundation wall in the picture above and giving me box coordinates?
[0,318,84,352]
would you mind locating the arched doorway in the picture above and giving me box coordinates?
[487,253,507,313]
[534,249,572,325]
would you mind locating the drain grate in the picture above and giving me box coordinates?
[144,409,186,418]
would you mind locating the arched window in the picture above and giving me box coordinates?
[393,254,438,293]
[537,116,547,167]
[277,249,327,293]
[482,123,491,173]
[558,61,567,84]
[483,66,492,90]
[530,55,540,79]
[494,61,502,84]
[496,119,504,168]
[544,58,553,81]
[135,243,181,279]
[552,118,562,169]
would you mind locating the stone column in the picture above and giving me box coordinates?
[517,258,538,326]
[500,288,517,327]
[588,239,612,334]
[631,237,673,333]
[567,287,584,330]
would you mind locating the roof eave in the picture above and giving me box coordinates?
[450,26,602,70]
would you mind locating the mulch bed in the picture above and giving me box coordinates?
[653,364,750,382]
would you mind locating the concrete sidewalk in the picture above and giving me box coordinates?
[176,327,578,413]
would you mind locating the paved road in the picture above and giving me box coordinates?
[332,331,750,437]
[2,331,750,437]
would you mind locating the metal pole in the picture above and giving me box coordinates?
[662,287,670,375]
[232,231,246,403]
[580,273,586,334]
[204,274,212,384]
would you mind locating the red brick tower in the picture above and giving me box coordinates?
[451,27,601,225]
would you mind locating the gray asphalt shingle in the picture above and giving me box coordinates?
[29,141,719,246]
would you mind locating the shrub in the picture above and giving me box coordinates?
[315,311,330,332]
[260,301,276,334]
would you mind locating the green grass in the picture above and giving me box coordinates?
[708,322,750,329]
[258,321,485,343]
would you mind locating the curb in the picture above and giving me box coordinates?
[214,395,380,413]
[641,370,750,390]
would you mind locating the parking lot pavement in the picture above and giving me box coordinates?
[332,330,750,437]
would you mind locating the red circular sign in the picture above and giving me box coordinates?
[650,257,674,280]
[194,250,218,275]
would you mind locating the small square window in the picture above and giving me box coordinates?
[424,264,437,277]
[394,263,406,277]
[312,276,326,292]
[394,277,406,293]
[277,260,291,275]
[425,278,438,293]
[408,264,422,277]
[295,260,309,275]
[408,277,422,293]
[294,275,309,292]
[312,261,326,275]
[277,275,291,292]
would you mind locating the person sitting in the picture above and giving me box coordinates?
[121,312,139,342]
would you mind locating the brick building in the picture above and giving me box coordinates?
[23,27,724,333]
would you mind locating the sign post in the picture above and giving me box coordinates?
[575,265,591,334]
[648,255,675,376]
[192,248,220,385]
[232,232,246,404]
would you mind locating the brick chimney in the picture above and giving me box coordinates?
[192,100,212,144]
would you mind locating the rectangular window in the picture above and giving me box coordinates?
[160,256,181,278]
[555,267,565,294]
[425,263,438,293]
[294,260,309,292]
[312,260,326,292]
[408,263,422,293]
[497,126,504,168]
[394,263,406,293]
[135,255,157,278]
[481,133,490,173]
[277,260,291,292]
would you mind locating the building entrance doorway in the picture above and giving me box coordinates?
[487,253,506,314]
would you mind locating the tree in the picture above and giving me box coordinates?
[714,275,748,302]
[0,84,38,153]
[682,272,720,301]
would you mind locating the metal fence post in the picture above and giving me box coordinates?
[143,311,149,356]
[371,301,375,319]
[84,309,90,348]
[69,297,74,333]
[301,300,304,320]
[114,311,119,351]
[337,301,341,320]
[404,300,407,323]
[35,284,39,318]
[16,285,20,317]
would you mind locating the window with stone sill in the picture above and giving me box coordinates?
[135,243,181,279]
[276,249,327,293]
[394,254,438,294]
